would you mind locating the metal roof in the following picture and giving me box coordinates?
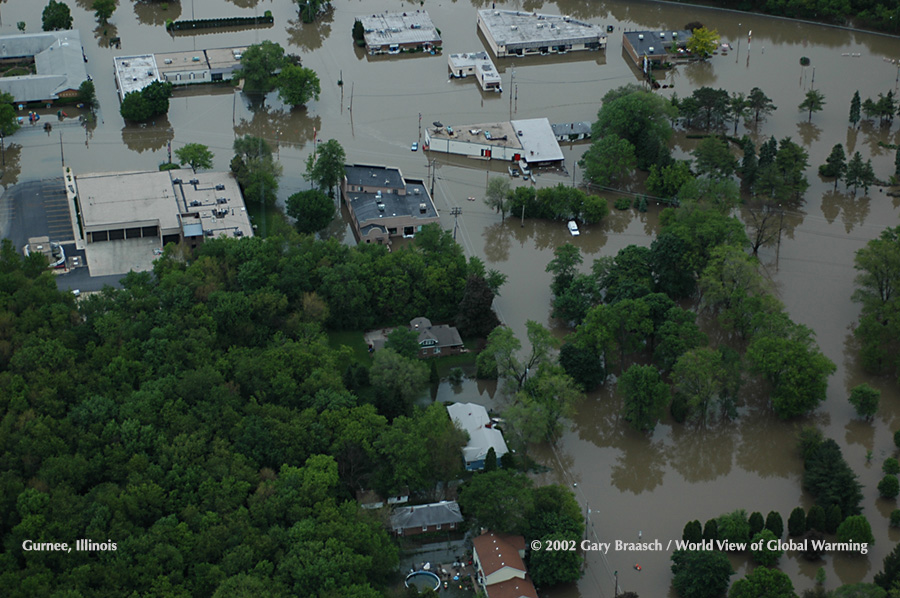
[510,118,565,163]
[551,121,592,136]
[446,402,509,464]
[0,31,87,102]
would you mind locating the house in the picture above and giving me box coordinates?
[390,500,463,535]
[0,30,88,103]
[411,317,464,358]
[446,402,508,470]
[622,30,692,69]
[357,11,441,55]
[551,121,592,141]
[477,9,606,58]
[448,52,502,92]
[473,532,538,598]
[341,164,440,247]
[425,118,564,167]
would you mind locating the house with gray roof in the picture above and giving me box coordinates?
[390,500,463,535]
[341,164,439,247]
[410,317,464,358]
[0,30,88,103]
[447,402,509,471]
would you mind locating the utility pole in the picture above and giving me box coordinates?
[450,206,462,240]
[614,570,618,598]
[418,112,422,142]
[508,67,514,119]
[59,132,64,166]
[429,159,436,198]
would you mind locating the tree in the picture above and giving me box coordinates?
[748,87,777,122]
[0,101,20,137]
[384,327,421,361]
[878,475,899,499]
[670,549,734,598]
[691,87,731,131]
[807,505,826,532]
[546,244,583,298]
[766,511,784,539]
[304,139,346,197]
[671,348,727,425]
[478,322,559,391]
[740,137,758,192]
[238,41,286,92]
[276,64,321,107]
[484,177,511,219]
[831,584,888,598]
[819,144,847,189]
[852,227,900,376]
[78,80,98,112]
[352,19,365,44]
[693,137,738,179]
[799,89,826,122]
[836,515,874,544]
[788,506,807,536]
[646,160,694,199]
[850,91,862,127]
[683,520,702,543]
[119,91,152,122]
[849,383,880,420]
[717,509,751,545]
[174,143,214,172]
[457,469,533,535]
[686,27,720,59]
[286,189,335,234]
[751,529,782,566]
[885,458,900,475]
[141,81,174,116]
[749,512,765,537]
[42,0,73,31]
[559,343,605,391]
[368,349,428,419]
[729,92,749,134]
[298,0,331,23]
[894,147,900,180]
[232,138,283,207]
[93,0,116,25]
[875,543,900,590]
[456,275,500,338]
[619,364,669,432]
[529,531,583,586]
[803,439,863,518]
[507,369,581,443]
[579,134,636,187]
[846,151,876,196]
[703,519,718,541]
[825,504,843,534]
[729,567,796,598]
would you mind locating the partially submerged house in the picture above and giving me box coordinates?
[551,121,592,141]
[0,30,88,103]
[473,532,538,598]
[425,118,563,167]
[411,317,464,358]
[446,402,508,470]
[390,500,464,535]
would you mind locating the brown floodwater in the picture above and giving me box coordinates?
[2,0,899,595]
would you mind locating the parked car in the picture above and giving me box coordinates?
[567,220,580,236]
[411,142,418,151]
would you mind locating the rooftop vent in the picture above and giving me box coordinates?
[189,179,199,185]
[215,184,225,190]
[511,25,518,30]
[649,46,655,52]
[204,229,214,237]
[172,178,182,184]
[413,188,421,195]
[377,202,385,211]
[216,197,227,204]
[189,200,201,207]
[233,229,244,237]
[638,34,644,40]
[419,203,427,214]
[164,59,173,64]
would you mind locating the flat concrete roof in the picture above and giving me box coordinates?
[623,30,692,57]
[205,47,246,71]
[154,50,210,75]
[177,171,253,240]
[478,9,603,49]
[348,182,437,225]
[84,236,159,277]
[428,121,521,149]
[448,51,492,69]
[511,118,564,162]
[114,54,159,99]
[359,11,440,47]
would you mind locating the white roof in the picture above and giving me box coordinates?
[447,402,508,464]
[510,118,565,163]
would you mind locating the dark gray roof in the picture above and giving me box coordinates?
[347,183,438,226]
[0,31,87,102]
[345,164,405,190]
[390,501,463,531]
[411,317,463,349]
[623,30,692,57]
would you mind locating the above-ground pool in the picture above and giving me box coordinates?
[405,570,441,592]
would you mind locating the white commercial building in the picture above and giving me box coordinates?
[447,52,501,92]
[425,118,564,166]
[477,9,606,58]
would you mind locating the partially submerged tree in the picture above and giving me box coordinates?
[484,177,511,220]
[686,27,720,59]
[276,64,321,107]
[174,143,214,172]
[286,189,335,234]
[42,0,73,31]
[799,89,826,122]
[304,139,346,197]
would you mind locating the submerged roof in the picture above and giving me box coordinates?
[0,30,87,102]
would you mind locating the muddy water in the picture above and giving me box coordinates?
[2,0,900,595]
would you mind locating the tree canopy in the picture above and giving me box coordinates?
[42,0,73,31]
[304,139,346,197]
[277,64,321,107]
[174,143,215,172]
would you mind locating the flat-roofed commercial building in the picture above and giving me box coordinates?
[448,51,501,92]
[114,47,246,100]
[341,164,439,247]
[425,118,563,166]
[622,30,692,68]
[74,169,252,247]
[477,9,606,58]
[357,11,441,55]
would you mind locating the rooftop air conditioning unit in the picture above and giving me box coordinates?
[215,184,225,190]
[164,59,173,64]
[172,178,182,184]
[189,179,199,185]
[216,197,227,204]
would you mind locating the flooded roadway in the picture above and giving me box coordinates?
[2,0,900,595]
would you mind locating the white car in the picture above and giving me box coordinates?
[567,220,580,236]
[411,142,418,151]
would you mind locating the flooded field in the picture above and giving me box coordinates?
[2,0,899,596]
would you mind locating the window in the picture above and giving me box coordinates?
[422,525,428,532]
[433,347,441,354]
[436,524,442,530]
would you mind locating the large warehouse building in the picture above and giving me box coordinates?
[477,9,606,58]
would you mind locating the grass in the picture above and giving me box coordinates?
[328,330,373,366]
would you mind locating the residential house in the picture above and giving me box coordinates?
[446,402,508,470]
[411,317,464,358]
[356,487,410,510]
[473,532,538,598]
[0,30,88,103]
[390,500,463,535]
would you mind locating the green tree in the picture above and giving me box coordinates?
[749,512,765,536]
[384,326,421,361]
[93,0,116,25]
[875,543,900,590]
[825,504,843,534]
[546,243,583,298]
[619,364,669,432]
[766,511,784,539]
[484,177,511,219]
[304,139,346,197]
[42,0,73,31]
[683,520,703,543]
[849,382,880,420]
[703,519,718,541]
[807,504,826,532]
[751,529,782,566]
[885,458,900,475]
[693,136,738,179]
[671,549,734,598]
[174,143,215,172]
[78,80,98,112]
[729,567,796,598]
[748,87,777,122]
[352,19,365,43]
[478,322,559,391]
[238,40,286,92]
[457,469,533,535]
[671,347,728,425]
[529,531,583,586]
[691,87,731,130]
[0,101,20,137]
[729,92,750,134]
[559,342,605,391]
[819,144,847,189]
[231,136,282,207]
[286,189,335,234]
[717,509,751,545]
[483,447,497,472]
[850,90,862,127]
[799,89,826,122]
[646,160,694,199]
[507,369,581,443]
[369,349,428,419]
[579,134,636,187]
[878,475,899,499]
[836,515,874,544]
[740,136,758,192]
[141,81,174,116]
[276,64,321,107]
[456,275,500,338]
[852,226,900,376]
[686,27,720,59]
[803,439,863,519]
[894,147,900,180]
[298,0,330,23]
[831,584,887,598]
[788,507,807,537]
[120,90,152,122]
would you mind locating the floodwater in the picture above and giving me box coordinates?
[2,0,899,596]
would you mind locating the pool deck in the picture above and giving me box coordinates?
[408,560,478,592]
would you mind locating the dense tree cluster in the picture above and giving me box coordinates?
[120,81,174,123]
[237,41,321,106]
[42,0,73,31]
[801,435,863,519]
[503,184,609,224]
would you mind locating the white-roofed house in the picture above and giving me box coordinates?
[446,402,508,470]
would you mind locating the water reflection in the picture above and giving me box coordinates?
[820,189,870,234]
[859,121,900,158]
[234,99,321,151]
[134,0,182,25]
[734,411,805,479]
[833,553,871,586]
[121,117,175,153]
[225,0,260,7]
[682,61,716,87]
[94,23,119,48]
[845,126,859,155]
[0,143,22,189]
[668,423,735,483]
[609,436,666,493]
[844,419,875,453]
[482,221,511,262]
[795,122,821,147]
[285,10,334,52]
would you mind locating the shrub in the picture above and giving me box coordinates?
[836,515,874,544]
[765,511,784,539]
[879,475,900,499]
[885,458,900,475]
[751,529,782,566]
[807,505,826,532]
[890,510,900,528]
[749,512,765,536]
[614,197,631,210]
[788,506,807,536]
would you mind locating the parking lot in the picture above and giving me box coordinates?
[0,178,74,250]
